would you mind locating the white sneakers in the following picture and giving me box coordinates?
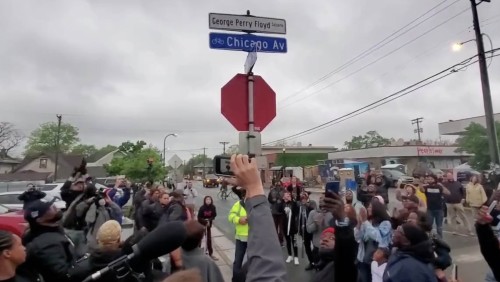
[286,256,300,265]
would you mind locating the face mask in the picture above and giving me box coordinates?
[98,199,106,206]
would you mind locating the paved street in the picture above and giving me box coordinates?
[190,181,491,282]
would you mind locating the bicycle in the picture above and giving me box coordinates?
[211,38,224,45]
[217,187,238,200]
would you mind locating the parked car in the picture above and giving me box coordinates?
[37,182,110,200]
[203,174,219,188]
[0,191,67,211]
[0,203,26,236]
[381,169,413,187]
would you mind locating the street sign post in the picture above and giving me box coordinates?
[221,73,276,132]
[238,131,262,156]
[210,10,284,157]
[168,154,183,183]
[168,155,183,169]
[209,32,287,53]
[209,13,286,34]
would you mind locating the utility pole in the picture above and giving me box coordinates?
[220,141,229,154]
[54,114,62,181]
[202,147,207,178]
[470,0,500,167]
[411,118,424,143]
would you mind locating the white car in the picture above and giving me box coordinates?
[0,191,67,211]
[38,182,112,200]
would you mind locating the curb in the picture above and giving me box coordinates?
[211,225,234,266]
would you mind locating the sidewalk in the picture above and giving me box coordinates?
[210,226,236,282]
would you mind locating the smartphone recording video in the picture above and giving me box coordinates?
[214,155,233,177]
[325,181,340,196]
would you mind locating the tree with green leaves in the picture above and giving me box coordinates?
[71,144,98,157]
[455,122,500,170]
[105,140,164,182]
[183,154,213,176]
[25,122,79,156]
[344,130,391,150]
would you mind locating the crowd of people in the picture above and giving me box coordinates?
[265,172,500,282]
[0,155,500,282]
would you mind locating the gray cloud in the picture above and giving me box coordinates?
[1,0,499,160]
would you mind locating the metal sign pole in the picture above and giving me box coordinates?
[247,71,255,158]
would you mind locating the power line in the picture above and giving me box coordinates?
[263,50,500,145]
[280,6,471,109]
[278,0,462,107]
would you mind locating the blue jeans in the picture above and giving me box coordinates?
[427,209,444,238]
[232,239,248,279]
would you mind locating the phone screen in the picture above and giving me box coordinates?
[488,200,498,214]
[214,155,233,176]
[325,181,340,195]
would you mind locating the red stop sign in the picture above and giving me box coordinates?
[221,74,276,132]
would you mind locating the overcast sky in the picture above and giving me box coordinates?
[1,0,499,161]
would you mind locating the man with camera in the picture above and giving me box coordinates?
[75,186,123,248]
[61,159,94,257]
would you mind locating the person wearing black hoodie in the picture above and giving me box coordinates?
[475,204,500,281]
[383,223,437,282]
[314,191,358,282]
[197,196,218,260]
[22,198,80,282]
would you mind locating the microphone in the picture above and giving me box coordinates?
[82,221,188,282]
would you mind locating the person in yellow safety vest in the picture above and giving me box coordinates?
[412,178,427,210]
[228,188,248,280]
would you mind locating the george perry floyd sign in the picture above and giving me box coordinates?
[209,13,286,34]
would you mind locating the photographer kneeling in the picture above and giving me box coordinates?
[75,186,123,249]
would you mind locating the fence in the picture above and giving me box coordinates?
[0,181,45,193]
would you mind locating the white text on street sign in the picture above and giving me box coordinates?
[209,13,286,35]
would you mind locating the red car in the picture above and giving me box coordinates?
[0,204,27,237]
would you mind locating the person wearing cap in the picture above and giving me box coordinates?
[383,223,437,282]
[22,198,80,282]
[313,191,358,282]
[311,227,335,281]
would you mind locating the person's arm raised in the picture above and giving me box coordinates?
[227,154,288,282]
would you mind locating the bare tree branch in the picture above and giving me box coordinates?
[0,122,24,154]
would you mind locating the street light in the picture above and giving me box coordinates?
[163,133,178,167]
[452,22,499,167]
[451,39,476,52]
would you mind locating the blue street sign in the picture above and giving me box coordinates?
[209,32,287,53]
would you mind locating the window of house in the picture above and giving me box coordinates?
[39,158,48,169]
